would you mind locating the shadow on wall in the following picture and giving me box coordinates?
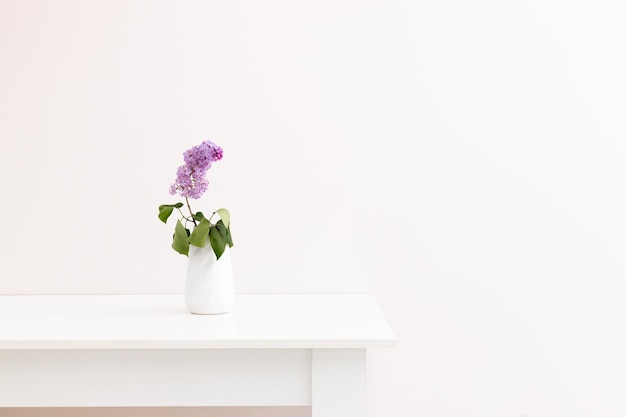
[0,407,311,417]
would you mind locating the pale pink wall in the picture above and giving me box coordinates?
[0,0,376,295]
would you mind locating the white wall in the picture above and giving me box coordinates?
[2,1,626,416]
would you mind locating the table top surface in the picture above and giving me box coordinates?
[0,294,395,349]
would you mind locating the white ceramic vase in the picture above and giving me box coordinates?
[185,243,234,315]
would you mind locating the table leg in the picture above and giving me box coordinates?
[311,349,366,417]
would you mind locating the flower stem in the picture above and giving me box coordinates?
[185,197,197,227]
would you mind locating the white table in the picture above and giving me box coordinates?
[0,294,394,416]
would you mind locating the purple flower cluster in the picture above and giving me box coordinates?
[169,140,223,199]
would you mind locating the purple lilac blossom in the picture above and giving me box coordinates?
[169,140,223,199]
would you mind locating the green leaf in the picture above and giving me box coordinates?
[194,211,205,222]
[209,225,227,260]
[158,203,184,223]
[172,220,189,256]
[215,208,230,228]
[158,205,173,223]
[188,218,211,247]
[225,227,234,247]
[215,220,234,247]
[215,219,228,237]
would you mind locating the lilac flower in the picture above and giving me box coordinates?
[183,140,223,173]
[170,140,223,199]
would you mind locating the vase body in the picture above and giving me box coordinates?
[185,244,234,314]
